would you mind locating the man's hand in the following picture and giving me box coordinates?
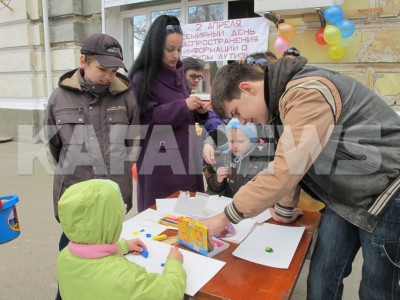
[269,207,304,223]
[200,212,230,250]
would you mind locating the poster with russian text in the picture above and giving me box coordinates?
[182,17,270,61]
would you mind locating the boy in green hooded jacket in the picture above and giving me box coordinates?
[57,179,186,300]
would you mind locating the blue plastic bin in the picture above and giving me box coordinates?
[0,194,20,244]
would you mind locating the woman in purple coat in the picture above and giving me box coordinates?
[129,15,208,212]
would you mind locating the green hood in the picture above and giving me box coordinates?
[59,179,124,244]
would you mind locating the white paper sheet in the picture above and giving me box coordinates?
[253,208,272,223]
[221,218,257,244]
[156,194,232,218]
[204,195,233,217]
[233,223,305,269]
[174,191,208,217]
[155,197,179,214]
[125,239,226,296]
[120,209,168,240]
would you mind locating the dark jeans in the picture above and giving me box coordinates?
[55,232,70,300]
[307,192,400,299]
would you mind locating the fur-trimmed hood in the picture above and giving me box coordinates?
[58,68,132,96]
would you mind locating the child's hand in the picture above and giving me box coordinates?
[127,239,147,255]
[216,167,229,183]
[167,246,184,264]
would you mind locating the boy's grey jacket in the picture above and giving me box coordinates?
[227,57,400,232]
[44,69,138,221]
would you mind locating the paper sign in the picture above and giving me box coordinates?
[182,18,270,61]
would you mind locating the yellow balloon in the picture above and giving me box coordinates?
[328,44,345,60]
[278,23,297,40]
[323,25,341,45]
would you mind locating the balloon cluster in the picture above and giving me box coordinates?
[274,22,297,54]
[315,5,355,60]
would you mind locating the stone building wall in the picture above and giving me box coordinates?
[266,0,400,110]
[0,0,101,142]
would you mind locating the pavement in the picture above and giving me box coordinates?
[0,141,362,299]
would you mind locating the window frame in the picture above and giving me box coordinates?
[119,0,229,55]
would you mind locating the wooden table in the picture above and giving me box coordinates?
[156,192,321,300]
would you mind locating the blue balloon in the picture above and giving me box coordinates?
[336,19,355,38]
[324,5,344,24]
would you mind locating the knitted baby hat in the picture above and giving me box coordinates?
[226,118,258,145]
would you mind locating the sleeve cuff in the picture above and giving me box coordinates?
[117,238,129,255]
[224,202,244,224]
[274,203,294,218]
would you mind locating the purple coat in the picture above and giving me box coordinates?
[131,62,205,212]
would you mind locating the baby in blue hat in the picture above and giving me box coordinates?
[204,118,274,198]
[225,118,258,157]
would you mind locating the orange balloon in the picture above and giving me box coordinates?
[132,163,138,181]
[278,23,297,40]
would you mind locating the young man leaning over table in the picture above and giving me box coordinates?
[201,58,400,300]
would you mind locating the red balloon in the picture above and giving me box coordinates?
[132,163,138,181]
[315,26,327,45]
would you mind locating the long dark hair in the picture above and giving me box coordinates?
[128,15,181,115]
